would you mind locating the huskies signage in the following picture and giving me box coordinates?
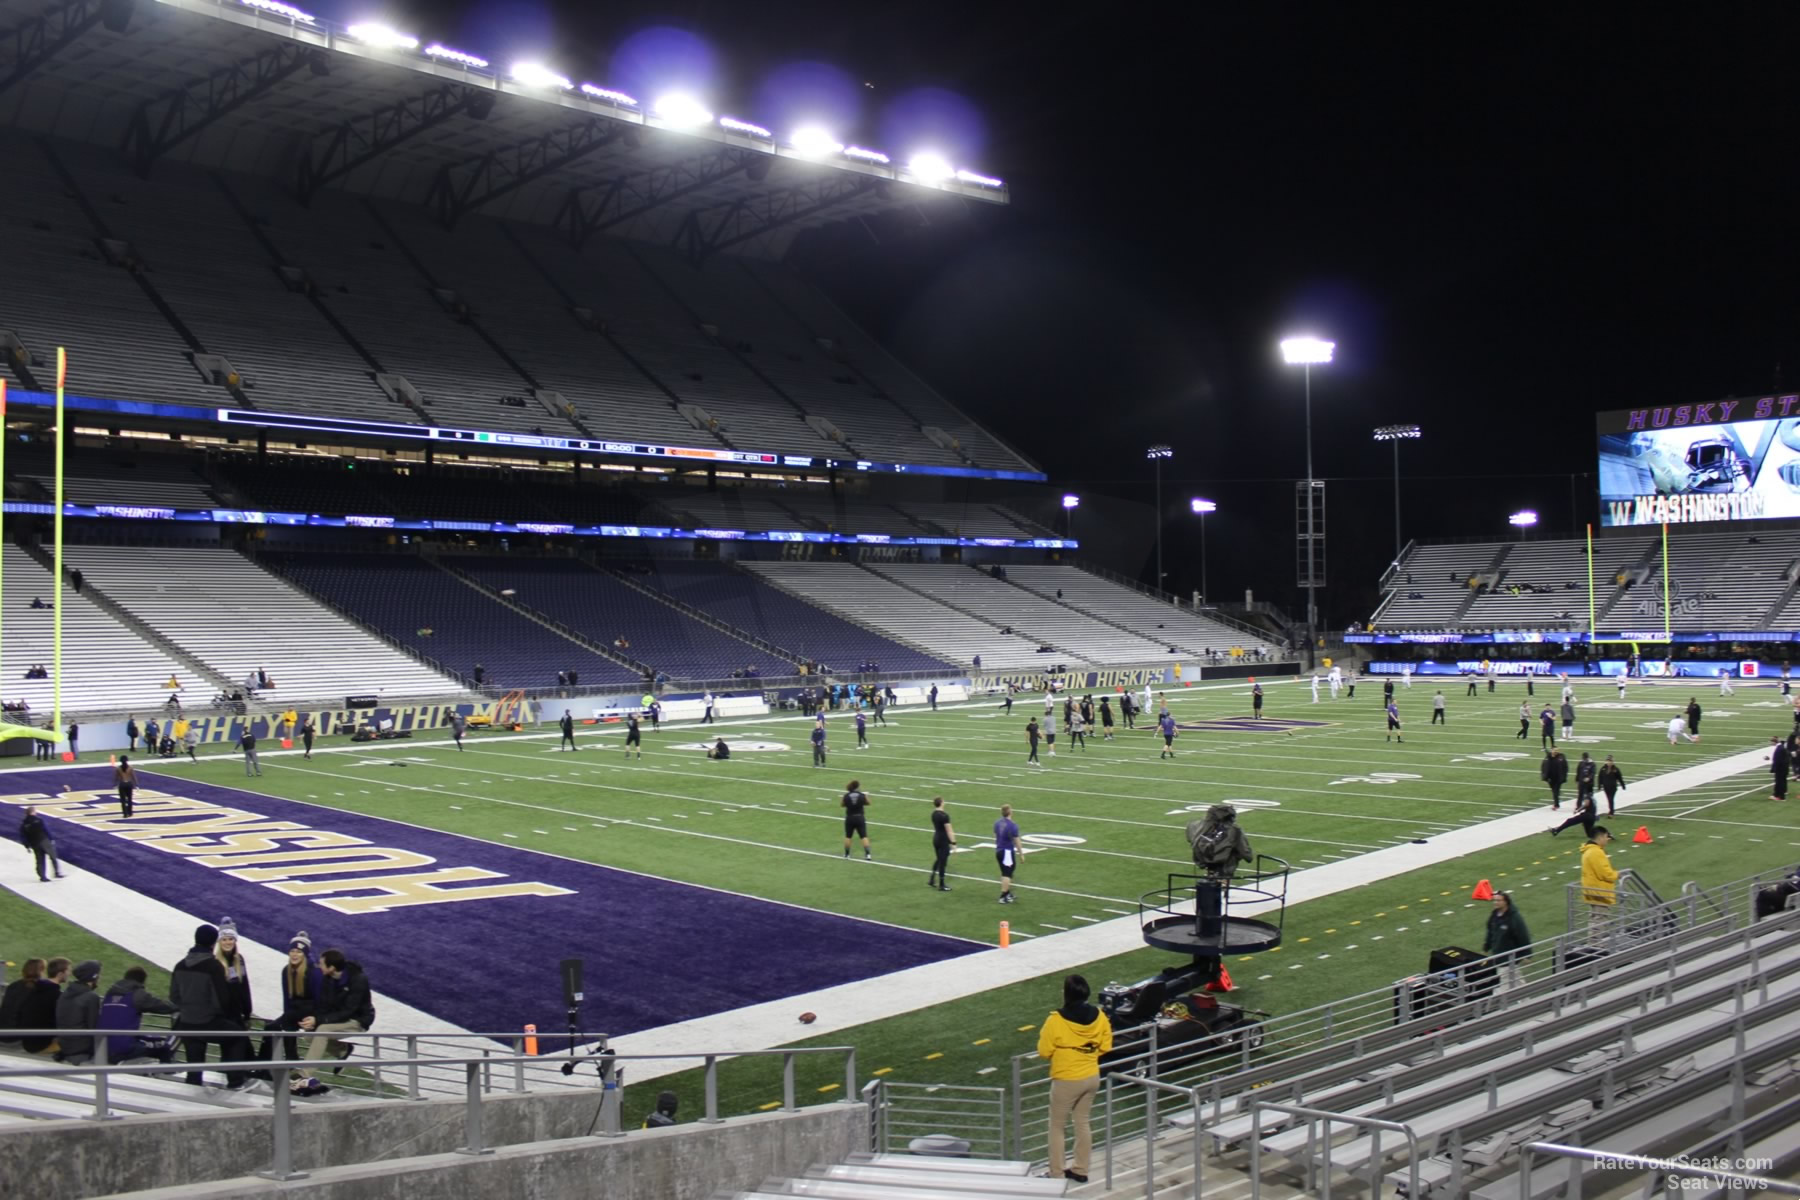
[969,668,1171,693]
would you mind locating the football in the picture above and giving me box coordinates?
[798,1011,817,1024]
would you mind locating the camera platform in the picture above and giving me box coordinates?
[1134,858,1290,956]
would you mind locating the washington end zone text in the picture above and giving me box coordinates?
[0,789,575,915]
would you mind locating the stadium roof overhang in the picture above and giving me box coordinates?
[0,0,1009,261]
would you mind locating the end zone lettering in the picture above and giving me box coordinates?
[0,790,574,915]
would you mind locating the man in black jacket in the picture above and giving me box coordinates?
[19,806,63,882]
[292,950,374,1096]
[169,924,246,1087]
[1574,752,1598,812]
[54,960,104,1065]
[1540,748,1569,810]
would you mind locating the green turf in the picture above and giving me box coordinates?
[8,677,1800,1123]
[0,889,173,995]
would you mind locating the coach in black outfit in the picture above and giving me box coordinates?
[927,797,955,890]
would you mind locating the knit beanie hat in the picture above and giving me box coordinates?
[73,960,101,983]
[289,931,311,953]
[216,918,240,943]
[194,924,219,949]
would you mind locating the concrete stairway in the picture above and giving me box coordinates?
[1066,1124,1309,1200]
[733,1152,1068,1196]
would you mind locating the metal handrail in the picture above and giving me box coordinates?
[0,1036,860,1179]
[1516,1141,1800,1199]
[1004,867,1799,1166]
[1250,1101,1419,1200]
[1105,1072,1206,1200]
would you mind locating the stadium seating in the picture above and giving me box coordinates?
[1377,529,1800,632]
[1109,908,1800,1200]
[0,128,1034,475]
[1371,542,1506,628]
[13,449,219,511]
[635,560,952,672]
[739,259,1036,472]
[1003,564,1282,655]
[456,556,794,681]
[57,143,399,423]
[261,551,639,691]
[1617,529,1800,631]
[864,564,1173,662]
[0,544,204,715]
[63,545,468,702]
[0,141,214,412]
[738,561,1073,669]
[629,242,965,466]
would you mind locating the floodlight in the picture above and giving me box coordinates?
[1508,510,1539,527]
[347,22,417,50]
[579,84,636,106]
[654,93,714,127]
[239,0,314,23]
[1146,445,1173,460]
[1062,494,1080,510]
[425,43,488,69]
[954,168,1003,188]
[909,152,954,182]
[844,145,890,164]
[512,62,572,90]
[720,116,772,138]
[792,126,845,157]
[1280,336,1335,365]
[1372,424,1421,441]
[1191,498,1217,514]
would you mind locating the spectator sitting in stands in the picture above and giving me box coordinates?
[613,636,630,650]
[257,668,272,689]
[164,694,182,714]
[745,665,760,678]
[165,674,180,689]
[29,597,46,609]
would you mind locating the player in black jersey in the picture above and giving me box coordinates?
[842,781,872,859]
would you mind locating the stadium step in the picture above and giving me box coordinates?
[14,538,237,693]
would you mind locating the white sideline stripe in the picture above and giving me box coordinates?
[607,743,1779,1083]
[0,858,479,1044]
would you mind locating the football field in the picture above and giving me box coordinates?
[5,675,1799,1119]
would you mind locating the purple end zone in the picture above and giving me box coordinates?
[3,769,982,1042]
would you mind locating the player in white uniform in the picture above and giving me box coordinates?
[1667,715,1696,744]
[1310,674,1321,703]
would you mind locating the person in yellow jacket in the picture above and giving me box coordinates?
[1580,827,1619,938]
[1036,974,1112,1183]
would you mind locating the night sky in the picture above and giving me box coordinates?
[326,2,1800,622]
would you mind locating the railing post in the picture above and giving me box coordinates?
[513,1037,526,1093]
[406,1035,421,1100]
[702,1055,722,1123]
[1143,1080,1157,1200]
[841,1047,858,1104]
[782,1051,797,1112]
[257,1067,308,1180]
[85,1037,118,1122]
[371,1034,384,1095]
[1190,1085,1204,1200]
[597,1053,624,1138]
[1009,1055,1024,1162]
[456,1062,492,1155]
[1104,1075,1115,1190]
